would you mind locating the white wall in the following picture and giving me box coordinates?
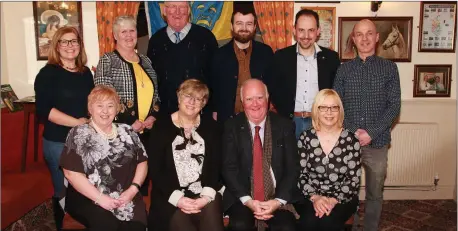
[1,2,99,98]
[1,2,9,85]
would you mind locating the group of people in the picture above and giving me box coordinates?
[34,2,400,231]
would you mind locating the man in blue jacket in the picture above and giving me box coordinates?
[210,8,274,124]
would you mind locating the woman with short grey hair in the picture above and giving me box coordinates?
[94,15,160,196]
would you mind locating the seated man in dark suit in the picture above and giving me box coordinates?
[222,79,300,231]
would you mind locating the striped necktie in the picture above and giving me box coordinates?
[174,32,181,44]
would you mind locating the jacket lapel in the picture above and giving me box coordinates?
[237,114,253,172]
[269,113,280,176]
[317,49,327,90]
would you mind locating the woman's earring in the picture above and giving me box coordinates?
[115,116,118,121]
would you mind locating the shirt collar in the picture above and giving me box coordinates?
[296,42,322,59]
[247,116,267,131]
[356,54,377,63]
[166,22,191,36]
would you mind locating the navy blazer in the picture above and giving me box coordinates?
[265,44,341,119]
[210,39,274,124]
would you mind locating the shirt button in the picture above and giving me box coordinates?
[305,91,307,93]
[361,118,365,121]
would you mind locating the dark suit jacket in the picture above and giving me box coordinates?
[211,39,274,124]
[266,44,341,119]
[146,116,221,231]
[221,112,301,212]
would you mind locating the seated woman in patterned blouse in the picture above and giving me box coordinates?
[295,89,361,231]
[146,79,224,231]
[60,85,148,231]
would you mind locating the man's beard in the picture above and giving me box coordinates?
[232,29,256,43]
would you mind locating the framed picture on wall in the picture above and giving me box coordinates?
[419,2,457,52]
[338,17,413,62]
[413,65,452,97]
[301,6,336,50]
[32,1,83,60]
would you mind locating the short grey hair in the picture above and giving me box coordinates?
[240,79,269,102]
[113,15,137,35]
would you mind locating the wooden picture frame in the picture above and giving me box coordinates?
[338,17,413,62]
[413,65,452,97]
[419,1,457,52]
[301,6,336,50]
[33,1,83,60]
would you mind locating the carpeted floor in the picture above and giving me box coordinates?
[4,199,457,231]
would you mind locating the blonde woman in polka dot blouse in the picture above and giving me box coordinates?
[294,89,362,231]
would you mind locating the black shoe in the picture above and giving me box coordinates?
[52,197,65,231]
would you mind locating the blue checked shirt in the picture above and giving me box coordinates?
[333,55,401,148]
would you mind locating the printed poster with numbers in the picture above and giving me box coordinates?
[420,2,457,52]
[302,7,336,50]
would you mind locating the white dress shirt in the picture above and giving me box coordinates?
[294,43,321,112]
[166,23,192,43]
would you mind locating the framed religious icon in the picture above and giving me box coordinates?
[33,1,83,60]
[413,65,452,97]
[338,17,413,62]
[419,2,457,52]
[301,6,336,50]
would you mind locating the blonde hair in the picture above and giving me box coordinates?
[176,79,209,107]
[88,85,121,114]
[47,26,87,73]
[113,15,137,36]
[311,89,344,131]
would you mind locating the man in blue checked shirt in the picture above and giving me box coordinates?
[333,19,401,231]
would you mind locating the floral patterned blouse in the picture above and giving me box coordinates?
[173,128,206,197]
[297,128,362,203]
[60,123,148,224]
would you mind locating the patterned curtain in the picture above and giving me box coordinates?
[96,2,141,57]
[253,2,294,52]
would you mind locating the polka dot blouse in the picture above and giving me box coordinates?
[298,128,362,203]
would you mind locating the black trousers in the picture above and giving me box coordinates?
[67,200,146,231]
[138,130,150,196]
[169,194,224,231]
[225,200,296,231]
[294,197,358,231]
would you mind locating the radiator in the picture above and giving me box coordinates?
[360,123,439,187]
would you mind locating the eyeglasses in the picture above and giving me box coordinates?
[181,93,204,104]
[165,5,188,13]
[58,39,80,47]
[318,105,340,112]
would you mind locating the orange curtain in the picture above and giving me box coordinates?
[96,2,141,57]
[253,2,294,52]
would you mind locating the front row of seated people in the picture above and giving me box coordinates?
[60,79,361,231]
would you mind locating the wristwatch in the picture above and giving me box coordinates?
[131,183,141,191]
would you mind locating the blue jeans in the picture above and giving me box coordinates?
[43,138,65,198]
[352,145,388,231]
[293,116,312,139]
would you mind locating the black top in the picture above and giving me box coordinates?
[211,39,274,123]
[34,64,94,143]
[147,24,218,114]
[298,128,361,203]
[146,115,221,231]
[265,44,341,119]
[60,123,148,224]
[333,55,401,148]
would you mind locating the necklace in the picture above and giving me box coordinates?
[62,64,77,71]
[139,70,145,88]
[177,113,199,140]
[90,120,117,140]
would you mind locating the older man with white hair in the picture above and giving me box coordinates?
[147,1,218,115]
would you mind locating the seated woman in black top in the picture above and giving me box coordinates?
[146,79,223,231]
[60,86,148,231]
[295,89,361,231]
[34,26,94,231]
